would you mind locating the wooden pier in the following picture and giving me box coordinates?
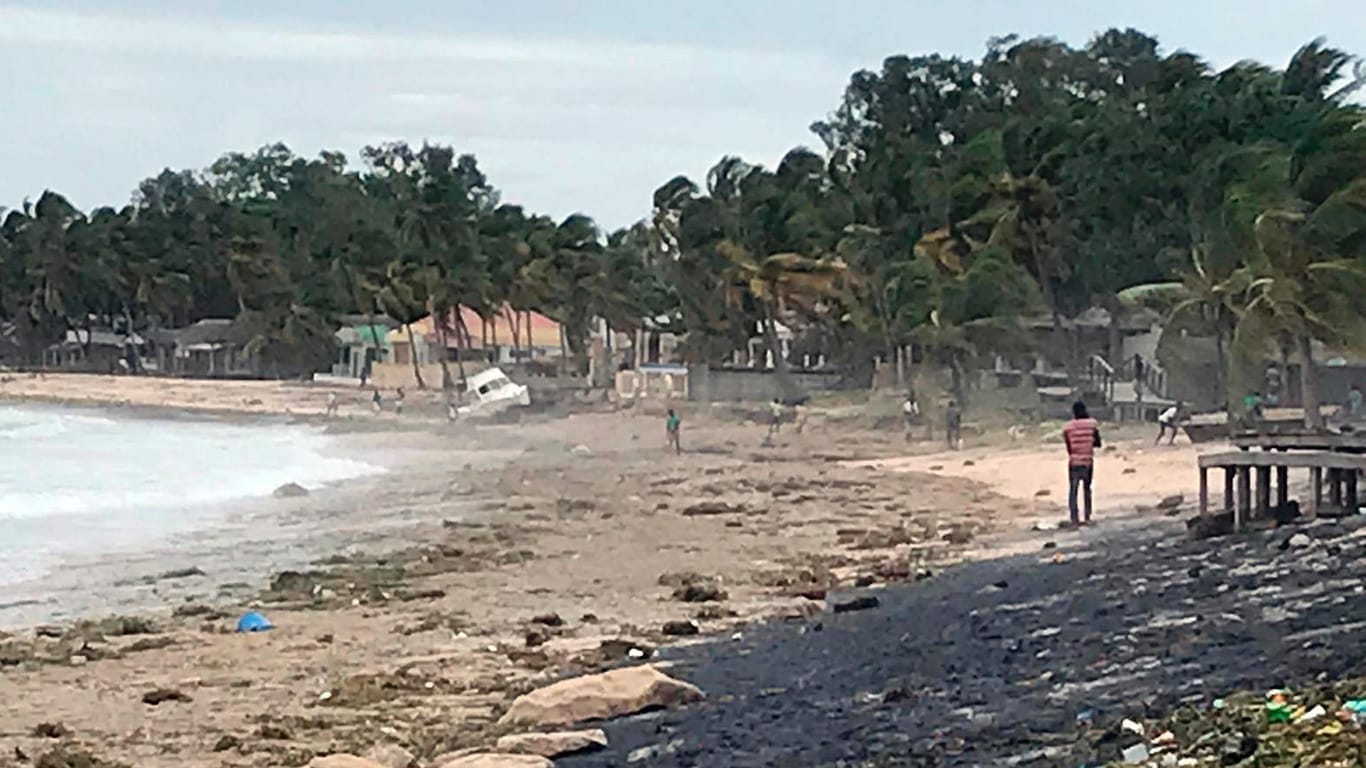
[1231,431,1366,454]
[1198,443,1366,528]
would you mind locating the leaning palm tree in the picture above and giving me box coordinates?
[1227,206,1366,429]
[1117,247,1243,410]
[377,258,433,390]
[718,242,848,402]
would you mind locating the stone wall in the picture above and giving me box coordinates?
[685,365,860,402]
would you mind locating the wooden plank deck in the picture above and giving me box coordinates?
[1199,451,1366,471]
[1198,450,1364,528]
[1231,431,1366,454]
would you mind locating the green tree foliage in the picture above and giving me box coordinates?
[1,29,1361,425]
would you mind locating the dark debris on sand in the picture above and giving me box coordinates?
[562,517,1366,767]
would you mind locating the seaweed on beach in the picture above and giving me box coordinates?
[68,615,155,640]
[34,748,129,768]
[319,670,467,708]
[261,527,537,611]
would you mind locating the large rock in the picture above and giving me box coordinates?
[1187,511,1234,541]
[309,756,386,768]
[273,482,309,498]
[432,755,552,768]
[363,744,416,768]
[495,729,608,757]
[1157,494,1185,510]
[498,665,703,728]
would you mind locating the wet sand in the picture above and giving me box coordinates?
[0,377,1217,767]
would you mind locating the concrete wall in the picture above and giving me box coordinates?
[370,360,492,390]
[615,368,688,400]
[685,365,858,402]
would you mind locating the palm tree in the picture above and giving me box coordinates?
[1228,207,1366,429]
[377,258,433,390]
[719,243,848,401]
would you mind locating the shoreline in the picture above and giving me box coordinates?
[0,400,411,629]
[0,371,389,423]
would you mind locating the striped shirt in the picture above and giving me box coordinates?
[1063,418,1100,466]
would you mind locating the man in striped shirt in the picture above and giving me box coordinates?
[1063,401,1102,526]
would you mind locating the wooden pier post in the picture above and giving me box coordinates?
[1276,466,1289,508]
[1255,466,1271,519]
[1311,467,1323,517]
[1224,467,1236,514]
[1329,469,1343,510]
[1199,466,1209,516]
[1348,471,1360,515]
[1237,466,1252,528]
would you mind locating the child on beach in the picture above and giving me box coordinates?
[945,400,963,450]
[901,392,920,442]
[371,389,382,414]
[665,409,682,454]
[1155,401,1184,445]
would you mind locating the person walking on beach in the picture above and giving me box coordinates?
[1063,401,1102,526]
[326,392,339,419]
[901,391,920,442]
[395,386,406,415]
[945,399,963,450]
[665,408,682,455]
[371,388,383,414]
[766,398,784,441]
[1155,401,1184,445]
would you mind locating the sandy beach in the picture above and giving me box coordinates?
[0,375,1213,767]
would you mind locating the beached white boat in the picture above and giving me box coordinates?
[456,367,530,417]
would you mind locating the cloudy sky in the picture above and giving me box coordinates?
[2,1,1363,228]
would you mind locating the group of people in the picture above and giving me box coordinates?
[1238,381,1362,428]
[657,375,1366,532]
[657,387,1208,529]
[900,392,963,450]
[322,386,408,419]
[661,396,811,456]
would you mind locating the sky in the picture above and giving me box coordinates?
[2,1,1364,229]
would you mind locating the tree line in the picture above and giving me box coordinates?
[1,29,1363,420]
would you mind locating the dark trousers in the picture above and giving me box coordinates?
[1068,464,1094,523]
[1156,422,1179,445]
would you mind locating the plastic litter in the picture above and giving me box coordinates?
[1266,690,1293,724]
[235,611,274,633]
[1296,704,1326,723]
[1121,742,1150,763]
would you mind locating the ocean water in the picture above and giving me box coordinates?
[0,405,382,589]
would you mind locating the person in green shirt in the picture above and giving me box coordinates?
[665,409,682,455]
[1242,391,1264,428]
